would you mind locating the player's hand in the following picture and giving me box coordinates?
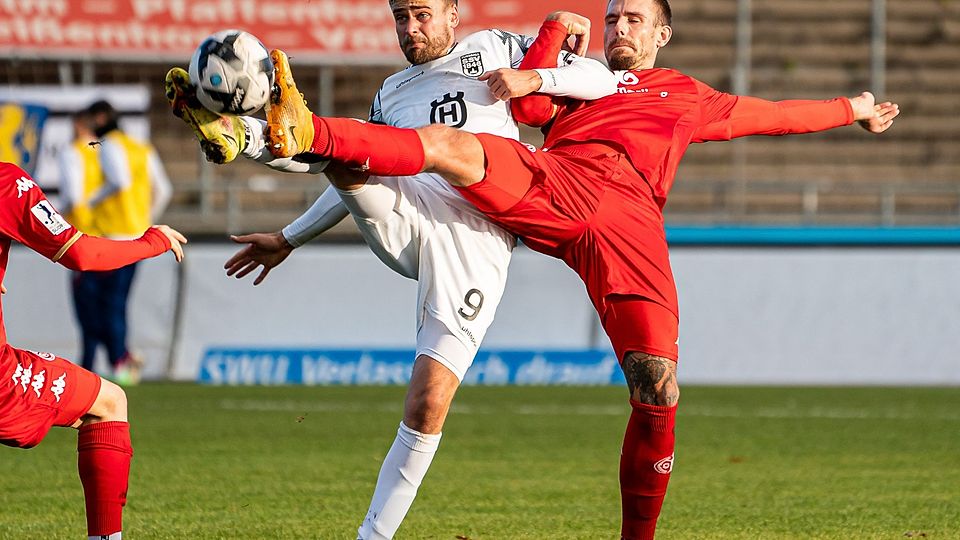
[546,11,591,56]
[849,92,900,134]
[1,284,6,294]
[152,224,187,262]
[224,231,294,285]
[479,69,543,101]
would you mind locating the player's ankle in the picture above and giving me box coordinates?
[239,116,262,158]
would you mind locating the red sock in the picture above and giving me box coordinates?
[310,115,425,176]
[78,421,133,537]
[620,401,677,540]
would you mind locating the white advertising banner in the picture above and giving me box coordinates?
[3,244,958,385]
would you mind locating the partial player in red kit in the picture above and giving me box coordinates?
[0,162,185,539]
[260,1,899,537]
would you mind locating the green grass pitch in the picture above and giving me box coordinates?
[1,384,958,539]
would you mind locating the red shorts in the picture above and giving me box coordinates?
[603,295,679,361]
[0,345,101,448]
[457,135,679,360]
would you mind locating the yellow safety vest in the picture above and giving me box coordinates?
[92,131,153,238]
[65,139,104,236]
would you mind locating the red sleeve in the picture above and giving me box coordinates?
[692,80,855,142]
[56,228,171,272]
[0,163,79,260]
[511,20,569,127]
[0,163,171,270]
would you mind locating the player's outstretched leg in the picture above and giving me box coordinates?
[77,379,134,540]
[165,67,248,164]
[265,50,483,183]
[265,48,424,173]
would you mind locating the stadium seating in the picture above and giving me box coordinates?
[1,0,957,232]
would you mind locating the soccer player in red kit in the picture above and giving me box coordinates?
[260,1,900,537]
[0,162,185,539]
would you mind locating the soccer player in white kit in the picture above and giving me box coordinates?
[166,1,610,537]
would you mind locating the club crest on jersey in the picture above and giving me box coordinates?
[460,52,484,77]
[430,92,468,128]
[27,350,56,362]
[30,200,69,236]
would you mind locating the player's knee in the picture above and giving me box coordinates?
[621,351,680,407]
[417,123,457,149]
[404,388,450,433]
[90,379,128,422]
[417,125,468,174]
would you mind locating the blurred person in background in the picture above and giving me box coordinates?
[68,100,172,386]
[59,110,108,382]
[1,160,186,540]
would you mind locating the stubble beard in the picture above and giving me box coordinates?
[605,37,648,70]
[403,28,453,65]
[607,51,641,70]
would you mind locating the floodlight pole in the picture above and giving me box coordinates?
[870,0,887,98]
[731,0,752,220]
[732,0,752,96]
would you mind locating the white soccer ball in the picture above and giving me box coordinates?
[189,30,274,115]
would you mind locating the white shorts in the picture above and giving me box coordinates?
[336,173,515,381]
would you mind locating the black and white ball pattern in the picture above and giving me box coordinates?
[189,30,274,115]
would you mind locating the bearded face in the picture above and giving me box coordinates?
[605,34,645,71]
[390,0,458,65]
[604,0,671,70]
[400,24,454,65]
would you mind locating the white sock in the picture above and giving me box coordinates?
[356,422,442,540]
[89,533,121,540]
[240,115,329,173]
[239,116,267,159]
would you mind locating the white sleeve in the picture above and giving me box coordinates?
[148,149,172,220]
[88,138,130,206]
[533,54,619,101]
[280,185,350,247]
[240,116,330,174]
[369,90,384,124]
[58,146,84,212]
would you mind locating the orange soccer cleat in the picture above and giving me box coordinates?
[263,49,316,158]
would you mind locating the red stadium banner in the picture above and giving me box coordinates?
[0,0,607,64]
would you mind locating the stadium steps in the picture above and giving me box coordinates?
[4,0,958,232]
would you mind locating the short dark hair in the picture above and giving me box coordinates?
[85,100,117,121]
[606,0,671,26]
[654,0,672,26]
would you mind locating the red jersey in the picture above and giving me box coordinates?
[515,21,855,208]
[0,162,172,346]
[0,163,82,346]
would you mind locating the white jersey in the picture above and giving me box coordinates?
[351,29,559,377]
[275,29,594,379]
[366,29,574,225]
[372,29,537,136]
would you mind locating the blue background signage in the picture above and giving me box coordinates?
[200,348,625,386]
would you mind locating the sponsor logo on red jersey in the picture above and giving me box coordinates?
[15,176,36,198]
[30,200,69,235]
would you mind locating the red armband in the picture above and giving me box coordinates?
[57,228,171,272]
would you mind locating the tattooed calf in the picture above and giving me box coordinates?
[622,352,679,406]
